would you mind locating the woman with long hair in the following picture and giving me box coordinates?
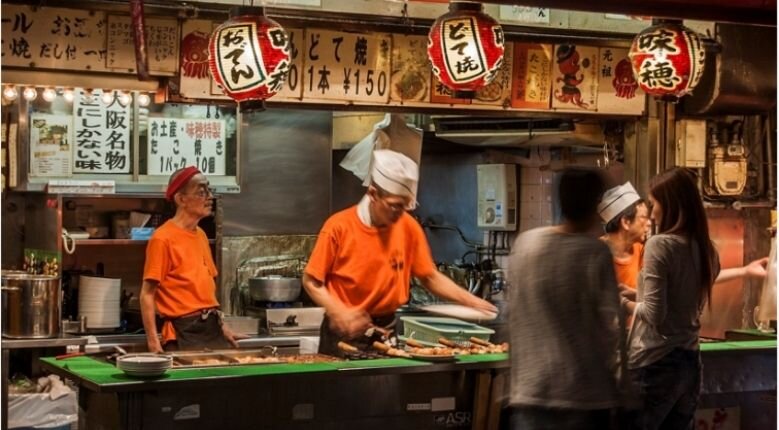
[620,168,720,430]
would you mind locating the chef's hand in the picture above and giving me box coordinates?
[468,296,498,315]
[618,284,636,302]
[147,337,164,354]
[222,325,249,349]
[329,308,372,339]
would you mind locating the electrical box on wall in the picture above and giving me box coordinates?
[477,164,517,231]
[675,119,707,168]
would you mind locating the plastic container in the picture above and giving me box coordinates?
[400,316,494,344]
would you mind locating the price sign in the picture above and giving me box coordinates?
[147,118,226,176]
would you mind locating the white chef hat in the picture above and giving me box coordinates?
[371,149,419,210]
[598,182,641,223]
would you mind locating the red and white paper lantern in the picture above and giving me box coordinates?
[628,23,706,101]
[427,1,505,99]
[208,7,290,110]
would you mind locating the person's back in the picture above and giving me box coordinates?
[509,226,620,409]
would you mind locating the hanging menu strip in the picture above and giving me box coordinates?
[106,15,179,75]
[302,30,392,103]
[73,89,131,174]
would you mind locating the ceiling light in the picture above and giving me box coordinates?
[42,88,56,102]
[22,87,37,101]
[137,93,151,107]
[3,86,18,101]
[101,90,115,105]
[62,89,75,103]
[117,91,132,106]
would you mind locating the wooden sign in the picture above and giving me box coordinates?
[511,43,553,109]
[73,89,131,174]
[179,20,227,100]
[473,42,513,106]
[303,30,391,103]
[1,5,108,72]
[430,75,471,105]
[269,28,305,100]
[389,35,431,103]
[106,15,179,75]
[596,47,645,115]
[147,118,227,176]
[551,44,599,111]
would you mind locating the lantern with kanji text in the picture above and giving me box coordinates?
[208,7,290,111]
[427,1,505,99]
[628,22,706,101]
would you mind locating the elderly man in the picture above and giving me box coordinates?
[303,150,497,356]
[141,166,240,353]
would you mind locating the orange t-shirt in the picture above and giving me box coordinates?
[143,220,219,343]
[613,242,644,290]
[305,206,437,317]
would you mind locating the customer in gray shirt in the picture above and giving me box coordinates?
[621,168,720,430]
[508,168,623,430]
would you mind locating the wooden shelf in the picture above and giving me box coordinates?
[74,239,216,245]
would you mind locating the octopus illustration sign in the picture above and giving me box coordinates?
[427,1,505,99]
[628,23,706,101]
[208,7,290,110]
[597,47,645,114]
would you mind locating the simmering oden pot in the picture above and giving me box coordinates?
[1,272,61,338]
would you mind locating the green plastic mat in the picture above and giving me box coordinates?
[700,340,777,352]
[455,353,509,363]
[330,358,431,370]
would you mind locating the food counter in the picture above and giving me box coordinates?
[41,352,508,430]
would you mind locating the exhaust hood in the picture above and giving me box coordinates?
[431,116,602,147]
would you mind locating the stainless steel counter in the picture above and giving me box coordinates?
[1,334,88,350]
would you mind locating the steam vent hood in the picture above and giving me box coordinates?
[431,116,602,147]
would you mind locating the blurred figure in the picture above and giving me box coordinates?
[621,168,720,430]
[508,168,622,430]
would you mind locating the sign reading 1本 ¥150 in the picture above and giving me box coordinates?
[147,118,226,176]
[303,30,391,103]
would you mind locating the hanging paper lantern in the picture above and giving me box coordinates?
[628,22,706,101]
[208,7,290,111]
[427,1,505,99]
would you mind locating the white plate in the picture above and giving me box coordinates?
[419,304,498,321]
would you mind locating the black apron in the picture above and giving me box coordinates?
[318,314,397,358]
[164,311,231,351]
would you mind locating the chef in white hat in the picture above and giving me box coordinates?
[303,149,497,357]
[597,182,651,294]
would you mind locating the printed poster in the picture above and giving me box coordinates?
[511,43,553,109]
[147,118,226,176]
[29,113,73,177]
[473,42,513,106]
[389,35,430,103]
[596,47,645,115]
[551,44,599,111]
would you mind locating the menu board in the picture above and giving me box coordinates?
[551,44,599,112]
[269,28,305,100]
[29,113,73,177]
[511,43,553,109]
[389,35,431,103]
[430,75,472,105]
[73,89,131,173]
[596,47,645,115]
[473,42,513,106]
[302,30,392,103]
[147,118,226,176]
[1,5,107,71]
[106,15,179,75]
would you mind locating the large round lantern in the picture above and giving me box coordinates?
[427,1,505,99]
[208,7,290,111]
[628,22,706,101]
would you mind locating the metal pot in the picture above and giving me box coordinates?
[248,276,301,302]
[2,272,61,338]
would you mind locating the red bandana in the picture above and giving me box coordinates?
[165,166,201,201]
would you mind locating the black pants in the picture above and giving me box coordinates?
[164,312,231,351]
[318,314,396,358]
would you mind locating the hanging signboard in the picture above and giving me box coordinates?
[262,27,305,100]
[430,75,471,105]
[511,43,553,109]
[473,42,513,106]
[180,20,227,100]
[73,89,131,174]
[106,15,179,75]
[29,113,73,177]
[498,6,551,24]
[1,5,108,72]
[389,35,431,104]
[551,44,599,112]
[302,30,392,103]
[596,47,645,114]
[147,118,227,176]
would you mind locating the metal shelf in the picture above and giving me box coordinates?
[74,239,217,245]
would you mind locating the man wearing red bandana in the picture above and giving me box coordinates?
[140,167,241,352]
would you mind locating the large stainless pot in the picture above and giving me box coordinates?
[249,276,301,302]
[2,272,61,338]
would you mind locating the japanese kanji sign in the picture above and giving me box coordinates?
[1,5,107,71]
[473,42,513,106]
[303,30,391,103]
[498,6,551,24]
[596,47,645,115]
[511,43,553,109]
[147,118,226,176]
[107,15,179,75]
[73,89,131,173]
[261,27,304,100]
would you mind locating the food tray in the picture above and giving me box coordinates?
[169,348,284,368]
[400,316,494,345]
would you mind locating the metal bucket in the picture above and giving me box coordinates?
[248,276,301,302]
[1,272,61,338]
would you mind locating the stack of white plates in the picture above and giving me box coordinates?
[78,275,121,329]
[117,354,172,377]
